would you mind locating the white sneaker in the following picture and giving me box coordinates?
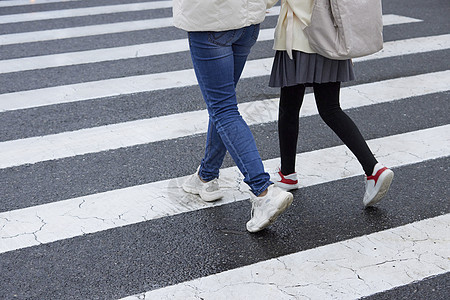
[246,185,294,233]
[271,168,299,190]
[363,163,394,207]
[182,168,223,202]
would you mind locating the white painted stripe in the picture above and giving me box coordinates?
[0,38,189,73]
[1,71,449,169]
[381,14,423,26]
[0,125,449,254]
[0,1,173,24]
[0,13,420,46]
[0,6,278,46]
[354,34,450,62]
[2,31,448,74]
[121,213,450,300]
[0,0,81,8]
[0,18,173,46]
[2,44,446,113]
[266,7,421,27]
[0,67,196,111]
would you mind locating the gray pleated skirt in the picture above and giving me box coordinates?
[269,50,355,87]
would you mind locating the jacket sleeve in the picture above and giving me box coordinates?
[266,0,279,9]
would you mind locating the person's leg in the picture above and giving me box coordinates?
[232,24,260,86]
[198,24,261,181]
[199,119,227,181]
[313,82,378,175]
[188,26,270,196]
[188,26,293,232]
[278,84,306,175]
[313,82,394,207]
[181,42,226,201]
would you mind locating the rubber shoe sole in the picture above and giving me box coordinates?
[364,169,394,207]
[182,172,223,202]
[274,181,299,191]
[246,191,293,233]
[182,182,223,202]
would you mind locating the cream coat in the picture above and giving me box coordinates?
[172,0,315,55]
[272,0,315,56]
[173,0,275,32]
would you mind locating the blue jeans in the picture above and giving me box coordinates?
[188,24,271,196]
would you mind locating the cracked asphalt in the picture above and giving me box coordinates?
[0,0,449,299]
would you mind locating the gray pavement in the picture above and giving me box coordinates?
[0,0,449,299]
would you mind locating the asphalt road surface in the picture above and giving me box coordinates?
[0,0,449,299]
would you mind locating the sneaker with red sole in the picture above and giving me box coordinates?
[363,163,394,207]
[271,168,299,190]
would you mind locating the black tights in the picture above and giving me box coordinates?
[278,82,377,176]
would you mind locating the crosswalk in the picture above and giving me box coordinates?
[1,0,449,299]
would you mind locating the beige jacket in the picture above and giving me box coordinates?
[272,0,315,57]
[173,0,276,32]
